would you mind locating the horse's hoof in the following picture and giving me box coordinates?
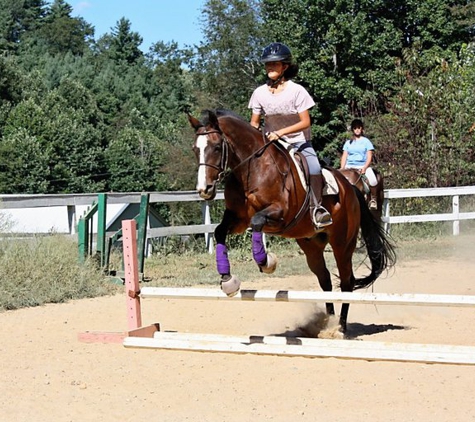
[220,275,241,297]
[259,252,278,274]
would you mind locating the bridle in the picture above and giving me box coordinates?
[195,128,229,182]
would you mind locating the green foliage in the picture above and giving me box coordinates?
[191,0,265,113]
[99,17,143,65]
[2,78,106,193]
[371,45,475,188]
[105,126,167,192]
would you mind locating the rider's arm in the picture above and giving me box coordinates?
[340,150,348,169]
[250,113,261,129]
[361,150,374,173]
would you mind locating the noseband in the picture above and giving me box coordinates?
[196,129,229,182]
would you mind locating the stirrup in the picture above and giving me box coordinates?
[312,207,333,229]
[369,199,377,210]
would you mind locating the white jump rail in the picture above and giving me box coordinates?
[139,287,475,308]
[123,332,475,365]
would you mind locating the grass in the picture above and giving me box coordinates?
[0,235,116,311]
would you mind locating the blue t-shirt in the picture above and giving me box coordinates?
[343,137,374,168]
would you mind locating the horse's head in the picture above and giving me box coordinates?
[188,110,227,200]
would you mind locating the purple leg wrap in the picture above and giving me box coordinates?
[216,243,230,275]
[252,231,267,266]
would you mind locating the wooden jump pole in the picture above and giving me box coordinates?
[124,331,475,365]
[139,286,475,308]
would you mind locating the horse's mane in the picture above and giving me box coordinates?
[201,108,247,125]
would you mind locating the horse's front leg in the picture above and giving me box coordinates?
[214,209,242,296]
[250,207,283,274]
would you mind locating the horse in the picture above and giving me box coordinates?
[339,168,384,221]
[188,109,395,333]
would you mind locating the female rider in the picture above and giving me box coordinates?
[340,119,378,210]
[248,42,332,229]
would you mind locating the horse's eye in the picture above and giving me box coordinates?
[214,144,222,152]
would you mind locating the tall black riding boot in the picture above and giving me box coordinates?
[309,174,332,229]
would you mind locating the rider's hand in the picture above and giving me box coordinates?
[266,131,280,141]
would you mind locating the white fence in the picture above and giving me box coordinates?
[382,186,475,235]
[1,187,474,245]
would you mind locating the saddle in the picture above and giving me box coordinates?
[277,140,339,195]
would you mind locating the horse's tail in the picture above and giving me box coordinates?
[353,186,396,289]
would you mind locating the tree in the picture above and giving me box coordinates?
[0,0,46,51]
[22,0,94,56]
[191,0,264,113]
[374,45,475,188]
[104,126,167,192]
[146,41,195,121]
[100,17,143,65]
[2,78,106,193]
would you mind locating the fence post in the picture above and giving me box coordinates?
[97,193,107,267]
[453,195,460,236]
[136,193,149,274]
[382,198,390,233]
[78,217,87,263]
[202,201,213,254]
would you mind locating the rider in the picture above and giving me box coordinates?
[248,42,332,229]
[340,118,379,210]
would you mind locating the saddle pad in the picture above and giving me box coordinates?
[278,140,339,196]
[322,168,339,196]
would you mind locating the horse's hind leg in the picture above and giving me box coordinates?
[296,237,335,317]
[331,243,358,333]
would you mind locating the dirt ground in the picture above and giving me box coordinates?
[2,238,475,422]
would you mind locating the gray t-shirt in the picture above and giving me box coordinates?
[248,80,315,143]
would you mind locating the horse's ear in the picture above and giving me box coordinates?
[206,110,220,130]
[187,113,202,131]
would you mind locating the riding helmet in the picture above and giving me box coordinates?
[261,43,292,63]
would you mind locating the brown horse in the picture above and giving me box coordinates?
[339,168,384,221]
[189,109,395,333]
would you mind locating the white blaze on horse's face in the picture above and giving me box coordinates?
[195,134,209,192]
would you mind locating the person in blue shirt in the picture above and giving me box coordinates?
[340,119,379,210]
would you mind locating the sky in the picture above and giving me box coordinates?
[71,0,206,51]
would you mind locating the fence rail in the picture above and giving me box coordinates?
[1,186,474,243]
[382,185,475,235]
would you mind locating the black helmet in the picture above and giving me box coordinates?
[261,43,292,63]
[351,119,364,130]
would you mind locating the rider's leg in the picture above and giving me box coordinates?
[309,173,332,228]
[299,143,332,229]
[365,167,378,210]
